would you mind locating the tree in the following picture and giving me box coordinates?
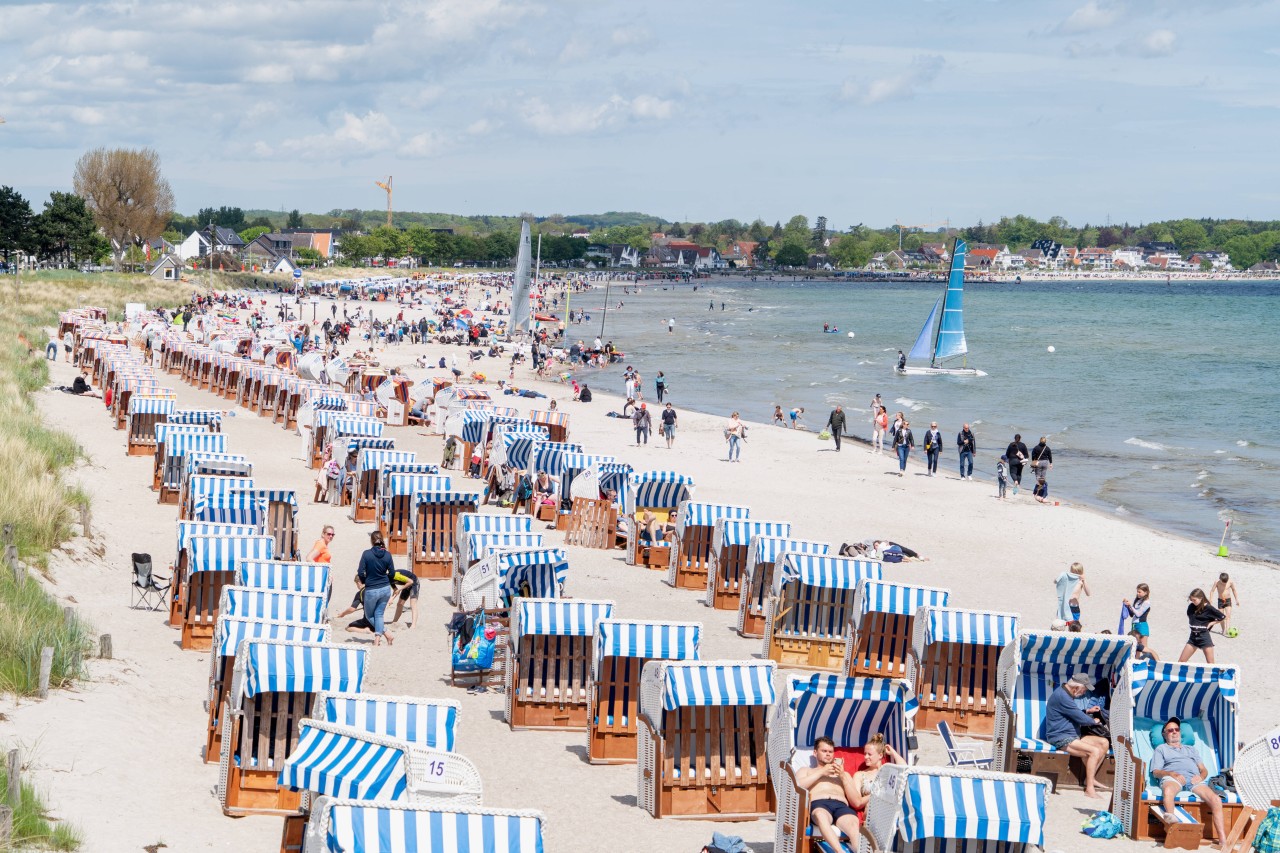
[775,241,808,267]
[286,209,304,228]
[34,191,98,266]
[830,233,872,269]
[239,225,271,243]
[783,215,810,243]
[196,206,247,230]
[1170,219,1209,253]
[812,216,828,249]
[0,185,35,266]
[295,247,322,267]
[73,147,174,271]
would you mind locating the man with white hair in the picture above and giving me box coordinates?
[1044,671,1110,799]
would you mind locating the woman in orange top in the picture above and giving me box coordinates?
[306,525,335,563]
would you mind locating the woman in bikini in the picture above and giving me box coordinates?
[845,734,904,818]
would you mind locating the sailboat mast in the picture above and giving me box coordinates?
[928,243,953,368]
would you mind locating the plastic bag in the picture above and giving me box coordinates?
[1080,810,1123,839]
[817,429,832,441]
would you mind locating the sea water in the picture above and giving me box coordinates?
[561,278,1280,560]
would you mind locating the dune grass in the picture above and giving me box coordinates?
[0,753,82,850]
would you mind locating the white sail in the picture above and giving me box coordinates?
[510,221,533,334]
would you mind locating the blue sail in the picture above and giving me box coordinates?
[933,238,968,364]
[908,298,941,361]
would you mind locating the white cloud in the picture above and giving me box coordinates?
[466,118,501,136]
[840,55,944,105]
[272,111,401,159]
[520,93,676,135]
[399,130,445,158]
[68,106,105,125]
[1136,28,1177,57]
[1057,2,1122,34]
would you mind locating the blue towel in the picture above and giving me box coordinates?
[709,832,748,853]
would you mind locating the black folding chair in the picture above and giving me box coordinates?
[130,552,170,611]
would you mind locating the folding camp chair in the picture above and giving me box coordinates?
[938,720,993,769]
[130,552,170,611]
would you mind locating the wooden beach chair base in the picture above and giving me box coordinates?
[847,612,913,679]
[222,764,302,817]
[1150,805,1204,850]
[1014,750,1115,794]
[1136,800,1246,844]
[353,503,376,523]
[769,635,844,672]
[914,706,995,736]
[280,815,306,853]
[588,657,645,765]
[179,569,234,652]
[565,497,613,549]
[410,555,451,580]
[127,441,154,457]
[640,544,671,570]
[739,609,766,639]
[158,486,179,505]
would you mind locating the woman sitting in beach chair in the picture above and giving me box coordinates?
[638,510,676,546]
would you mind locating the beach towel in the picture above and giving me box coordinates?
[1253,807,1280,853]
[1080,810,1123,839]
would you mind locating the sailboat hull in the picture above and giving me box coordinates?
[896,366,988,377]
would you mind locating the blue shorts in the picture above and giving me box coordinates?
[1135,621,1150,637]
[811,798,857,824]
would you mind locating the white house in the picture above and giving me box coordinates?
[177,230,210,261]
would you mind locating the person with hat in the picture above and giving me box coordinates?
[1044,671,1110,799]
[1151,716,1226,843]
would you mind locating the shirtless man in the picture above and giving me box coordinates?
[795,736,860,850]
[1210,572,1242,636]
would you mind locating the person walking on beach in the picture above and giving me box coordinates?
[826,406,846,451]
[632,403,651,446]
[996,455,1008,499]
[1210,573,1241,637]
[667,317,675,333]
[923,421,942,475]
[655,371,667,403]
[357,531,395,646]
[872,406,888,454]
[1179,589,1224,663]
[725,412,744,462]
[1054,562,1087,624]
[892,419,914,476]
[957,423,976,480]
[1031,436,1053,483]
[661,403,677,448]
[1005,433,1030,491]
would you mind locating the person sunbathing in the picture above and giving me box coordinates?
[638,511,675,544]
[796,736,860,850]
[847,734,903,814]
[532,471,557,507]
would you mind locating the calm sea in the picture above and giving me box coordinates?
[560,277,1280,561]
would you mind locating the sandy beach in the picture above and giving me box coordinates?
[11,286,1277,852]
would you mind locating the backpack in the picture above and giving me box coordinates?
[1080,810,1123,839]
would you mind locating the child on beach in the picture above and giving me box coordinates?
[1210,572,1241,637]
[997,455,1008,499]
[773,405,785,427]
[1054,562,1088,623]
[1033,476,1049,503]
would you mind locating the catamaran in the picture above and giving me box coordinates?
[896,238,987,377]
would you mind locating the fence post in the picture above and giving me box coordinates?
[37,647,53,699]
[0,804,11,845]
[99,634,113,660]
[64,607,76,631]
[6,749,19,807]
[79,503,92,539]
[1,523,11,548]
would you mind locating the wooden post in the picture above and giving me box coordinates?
[6,749,19,807]
[79,503,92,539]
[2,544,14,568]
[37,647,53,699]
[99,634,113,660]
[1,523,11,548]
[0,804,11,844]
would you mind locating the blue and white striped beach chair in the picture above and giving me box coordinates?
[151,422,207,489]
[180,465,254,520]
[450,533,545,605]
[1112,659,1242,840]
[588,619,700,765]
[203,616,330,763]
[236,559,331,597]
[763,554,879,671]
[993,630,1133,786]
[844,579,950,681]
[706,519,792,610]
[126,395,176,456]
[219,639,367,816]
[458,547,569,612]
[225,488,300,559]
[906,606,1019,735]
[350,450,418,522]
[171,408,223,430]
[190,488,266,527]
[861,765,1048,853]
[505,598,614,731]
[768,674,916,853]
[307,800,546,853]
[739,536,831,638]
[179,534,275,650]
[380,474,453,555]
[160,432,228,502]
[453,513,533,571]
[408,490,481,578]
[623,470,695,567]
[668,500,750,591]
[637,659,777,819]
[313,692,460,752]
[219,586,327,626]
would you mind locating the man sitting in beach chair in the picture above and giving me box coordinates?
[1045,671,1111,800]
[1152,716,1226,845]
[796,736,862,850]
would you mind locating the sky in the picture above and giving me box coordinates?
[2,0,1278,230]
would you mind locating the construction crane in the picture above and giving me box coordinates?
[375,176,393,227]
[894,219,951,251]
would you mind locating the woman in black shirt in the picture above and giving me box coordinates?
[358,531,396,646]
[1178,588,1224,663]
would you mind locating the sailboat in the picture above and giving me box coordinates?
[896,238,987,377]
[509,220,533,337]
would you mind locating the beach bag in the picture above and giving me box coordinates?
[1080,810,1123,839]
[817,429,832,441]
[1253,807,1280,853]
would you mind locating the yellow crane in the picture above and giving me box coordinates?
[894,219,951,251]
[375,176,393,227]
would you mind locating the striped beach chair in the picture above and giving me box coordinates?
[189,486,265,529]
[380,474,452,555]
[637,660,777,820]
[452,513,534,573]
[862,765,1049,853]
[304,801,546,853]
[169,521,263,626]
[588,619,701,765]
[160,432,227,503]
[278,721,484,852]
[623,470,695,568]
[529,407,570,443]
[313,692,460,752]
[171,407,223,431]
[449,532,545,606]
[219,586,327,626]
[126,395,176,456]
[236,560,331,597]
[228,489,300,559]
[906,606,1019,735]
[152,422,207,490]
[204,616,330,763]
[181,471,256,520]
[768,674,916,853]
[763,554,879,671]
[481,423,549,482]
[705,519,792,611]
[505,599,614,731]
[1112,660,1243,841]
[522,439,582,519]
[349,450,418,523]
[993,631,1133,792]
[219,640,366,816]
[668,500,750,591]
[560,454,622,548]
[738,535,831,635]
[408,491,481,578]
[178,534,275,650]
[457,547,568,613]
[844,579,950,680]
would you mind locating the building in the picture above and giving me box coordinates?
[147,253,183,281]
[722,240,759,268]
[282,229,338,258]
[1077,248,1114,271]
[178,225,246,260]
[243,233,294,266]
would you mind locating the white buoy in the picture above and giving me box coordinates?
[847,331,855,338]
[1047,346,1056,353]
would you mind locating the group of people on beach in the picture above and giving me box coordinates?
[301,525,420,647]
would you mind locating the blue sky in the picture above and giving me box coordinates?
[2,0,1277,229]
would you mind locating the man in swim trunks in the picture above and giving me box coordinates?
[796,736,860,849]
[1151,717,1225,844]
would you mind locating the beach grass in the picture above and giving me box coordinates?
[0,752,82,850]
